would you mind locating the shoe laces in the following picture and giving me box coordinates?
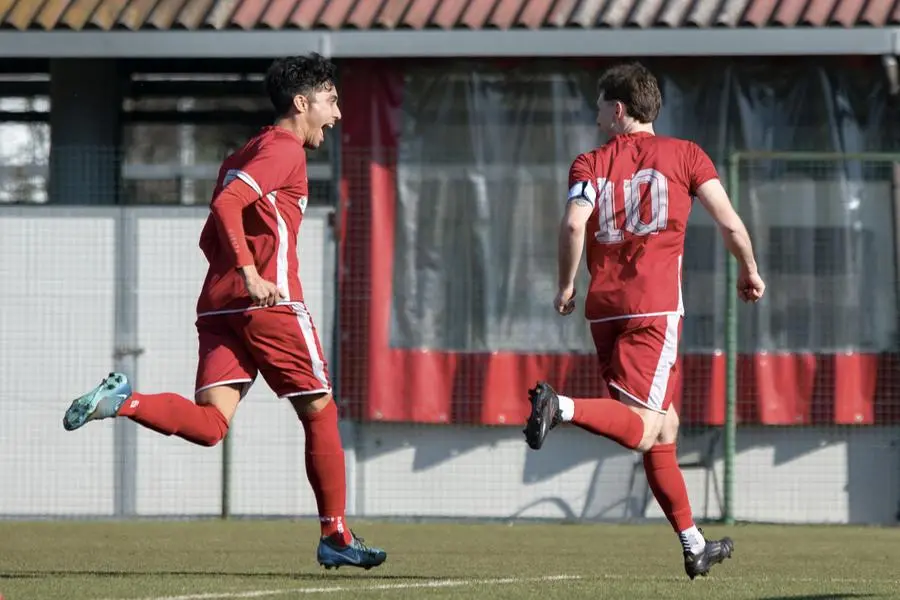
[349,530,378,553]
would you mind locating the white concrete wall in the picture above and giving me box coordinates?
[0,207,898,524]
[351,422,900,525]
[0,209,116,515]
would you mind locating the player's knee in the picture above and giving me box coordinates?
[620,404,663,453]
[290,392,334,420]
[195,431,226,447]
[194,404,230,447]
[198,423,228,446]
[634,418,662,453]
[635,411,676,452]
[306,393,334,414]
[657,408,680,445]
[635,431,658,453]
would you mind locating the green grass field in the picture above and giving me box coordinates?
[1,520,898,599]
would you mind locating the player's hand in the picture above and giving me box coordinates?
[241,267,286,307]
[738,268,765,303]
[246,278,285,307]
[554,285,577,316]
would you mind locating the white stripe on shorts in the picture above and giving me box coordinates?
[292,303,330,389]
[647,313,680,411]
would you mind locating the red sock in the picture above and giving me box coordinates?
[117,393,228,447]
[572,398,644,450]
[643,443,695,532]
[300,400,351,545]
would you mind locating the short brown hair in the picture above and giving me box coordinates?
[597,62,661,123]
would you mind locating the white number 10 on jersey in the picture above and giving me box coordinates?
[576,169,670,244]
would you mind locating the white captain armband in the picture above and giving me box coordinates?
[567,180,596,208]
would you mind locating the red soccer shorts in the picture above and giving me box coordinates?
[589,313,682,413]
[194,303,331,399]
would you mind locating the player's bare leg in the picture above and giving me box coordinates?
[196,385,242,423]
[524,381,732,578]
[63,373,234,447]
[289,392,386,570]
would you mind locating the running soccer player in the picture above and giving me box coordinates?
[524,62,764,579]
[62,53,386,571]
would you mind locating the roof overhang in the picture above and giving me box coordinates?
[0,28,898,59]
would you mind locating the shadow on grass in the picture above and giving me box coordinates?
[757,595,878,600]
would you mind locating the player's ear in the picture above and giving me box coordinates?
[293,94,309,114]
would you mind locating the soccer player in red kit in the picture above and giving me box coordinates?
[62,54,386,570]
[523,62,765,579]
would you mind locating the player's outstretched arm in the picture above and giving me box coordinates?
[556,200,593,315]
[695,178,765,303]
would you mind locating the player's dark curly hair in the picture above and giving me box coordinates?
[265,53,336,117]
[597,61,661,124]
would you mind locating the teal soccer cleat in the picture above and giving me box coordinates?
[63,372,132,431]
[317,531,387,570]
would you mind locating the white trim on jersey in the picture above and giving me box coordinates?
[567,180,597,208]
[296,198,305,327]
[587,256,685,323]
[292,303,330,389]
[588,310,680,323]
[235,170,263,197]
[267,191,291,302]
[196,301,300,318]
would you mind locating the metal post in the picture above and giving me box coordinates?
[178,98,197,205]
[113,208,142,517]
[328,66,364,518]
[723,153,740,525]
[891,162,900,345]
[328,108,342,400]
[221,431,232,519]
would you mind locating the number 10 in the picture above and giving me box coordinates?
[595,168,670,243]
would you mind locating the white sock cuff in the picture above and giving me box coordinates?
[679,525,706,555]
[558,395,575,422]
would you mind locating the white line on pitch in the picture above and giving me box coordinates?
[590,573,900,586]
[104,574,583,600]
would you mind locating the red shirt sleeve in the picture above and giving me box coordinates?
[211,183,258,268]
[230,137,301,199]
[687,142,719,195]
[211,137,301,269]
[567,153,597,207]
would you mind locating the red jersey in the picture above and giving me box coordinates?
[196,126,310,315]
[567,132,718,321]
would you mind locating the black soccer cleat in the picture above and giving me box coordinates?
[683,531,734,580]
[523,381,561,450]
